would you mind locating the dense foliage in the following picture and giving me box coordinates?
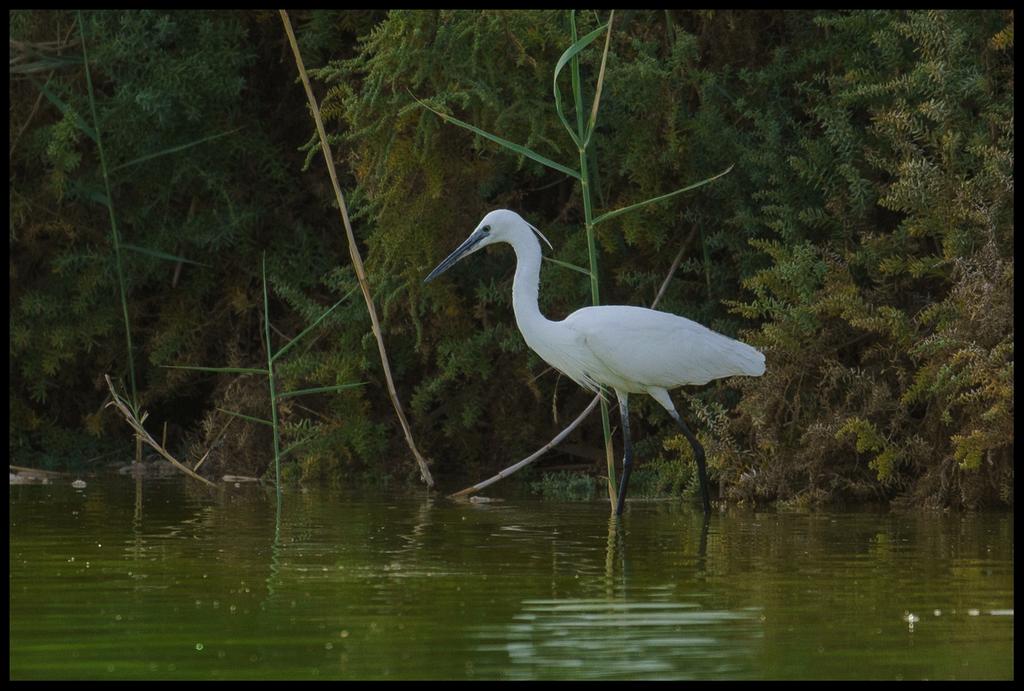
[9,10,1013,507]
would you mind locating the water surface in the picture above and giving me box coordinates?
[9,479,1014,679]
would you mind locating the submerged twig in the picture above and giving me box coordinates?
[222,475,260,483]
[450,396,601,498]
[9,464,69,478]
[104,375,217,488]
[279,10,435,489]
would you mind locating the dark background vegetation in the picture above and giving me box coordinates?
[9,10,1013,508]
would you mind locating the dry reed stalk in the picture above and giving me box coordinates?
[104,375,217,488]
[279,10,434,488]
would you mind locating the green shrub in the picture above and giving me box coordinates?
[528,470,599,501]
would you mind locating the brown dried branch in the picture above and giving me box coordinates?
[104,375,217,488]
[279,9,435,488]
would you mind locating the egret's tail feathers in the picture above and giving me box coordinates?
[706,335,765,380]
[734,341,766,377]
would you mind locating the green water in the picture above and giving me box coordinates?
[9,479,1014,680]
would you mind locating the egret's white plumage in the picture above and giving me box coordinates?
[425,209,766,515]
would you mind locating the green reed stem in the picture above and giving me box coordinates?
[262,253,282,503]
[78,11,137,413]
[570,11,618,507]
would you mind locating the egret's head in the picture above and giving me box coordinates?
[423,209,552,284]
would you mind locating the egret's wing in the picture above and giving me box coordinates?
[537,330,606,395]
[564,306,764,389]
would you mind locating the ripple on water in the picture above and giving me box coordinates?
[473,597,762,680]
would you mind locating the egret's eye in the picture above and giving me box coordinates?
[482,225,491,233]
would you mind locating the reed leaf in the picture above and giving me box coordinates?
[411,92,581,180]
[162,364,268,375]
[109,127,243,174]
[121,243,209,267]
[553,21,608,146]
[592,164,735,226]
[542,255,591,277]
[11,56,82,74]
[215,407,274,427]
[584,11,614,147]
[278,382,367,399]
[568,12,587,141]
[271,286,358,364]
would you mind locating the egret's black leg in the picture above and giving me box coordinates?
[614,394,632,516]
[668,409,711,516]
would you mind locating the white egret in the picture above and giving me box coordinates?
[425,209,765,516]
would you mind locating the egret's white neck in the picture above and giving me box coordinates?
[507,228,553,338]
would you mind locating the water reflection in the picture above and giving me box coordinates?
[476,598,760,679]
[9,481,1014,680]
[470,509,750,679]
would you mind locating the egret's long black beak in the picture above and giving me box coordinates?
[423,230,485,284]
